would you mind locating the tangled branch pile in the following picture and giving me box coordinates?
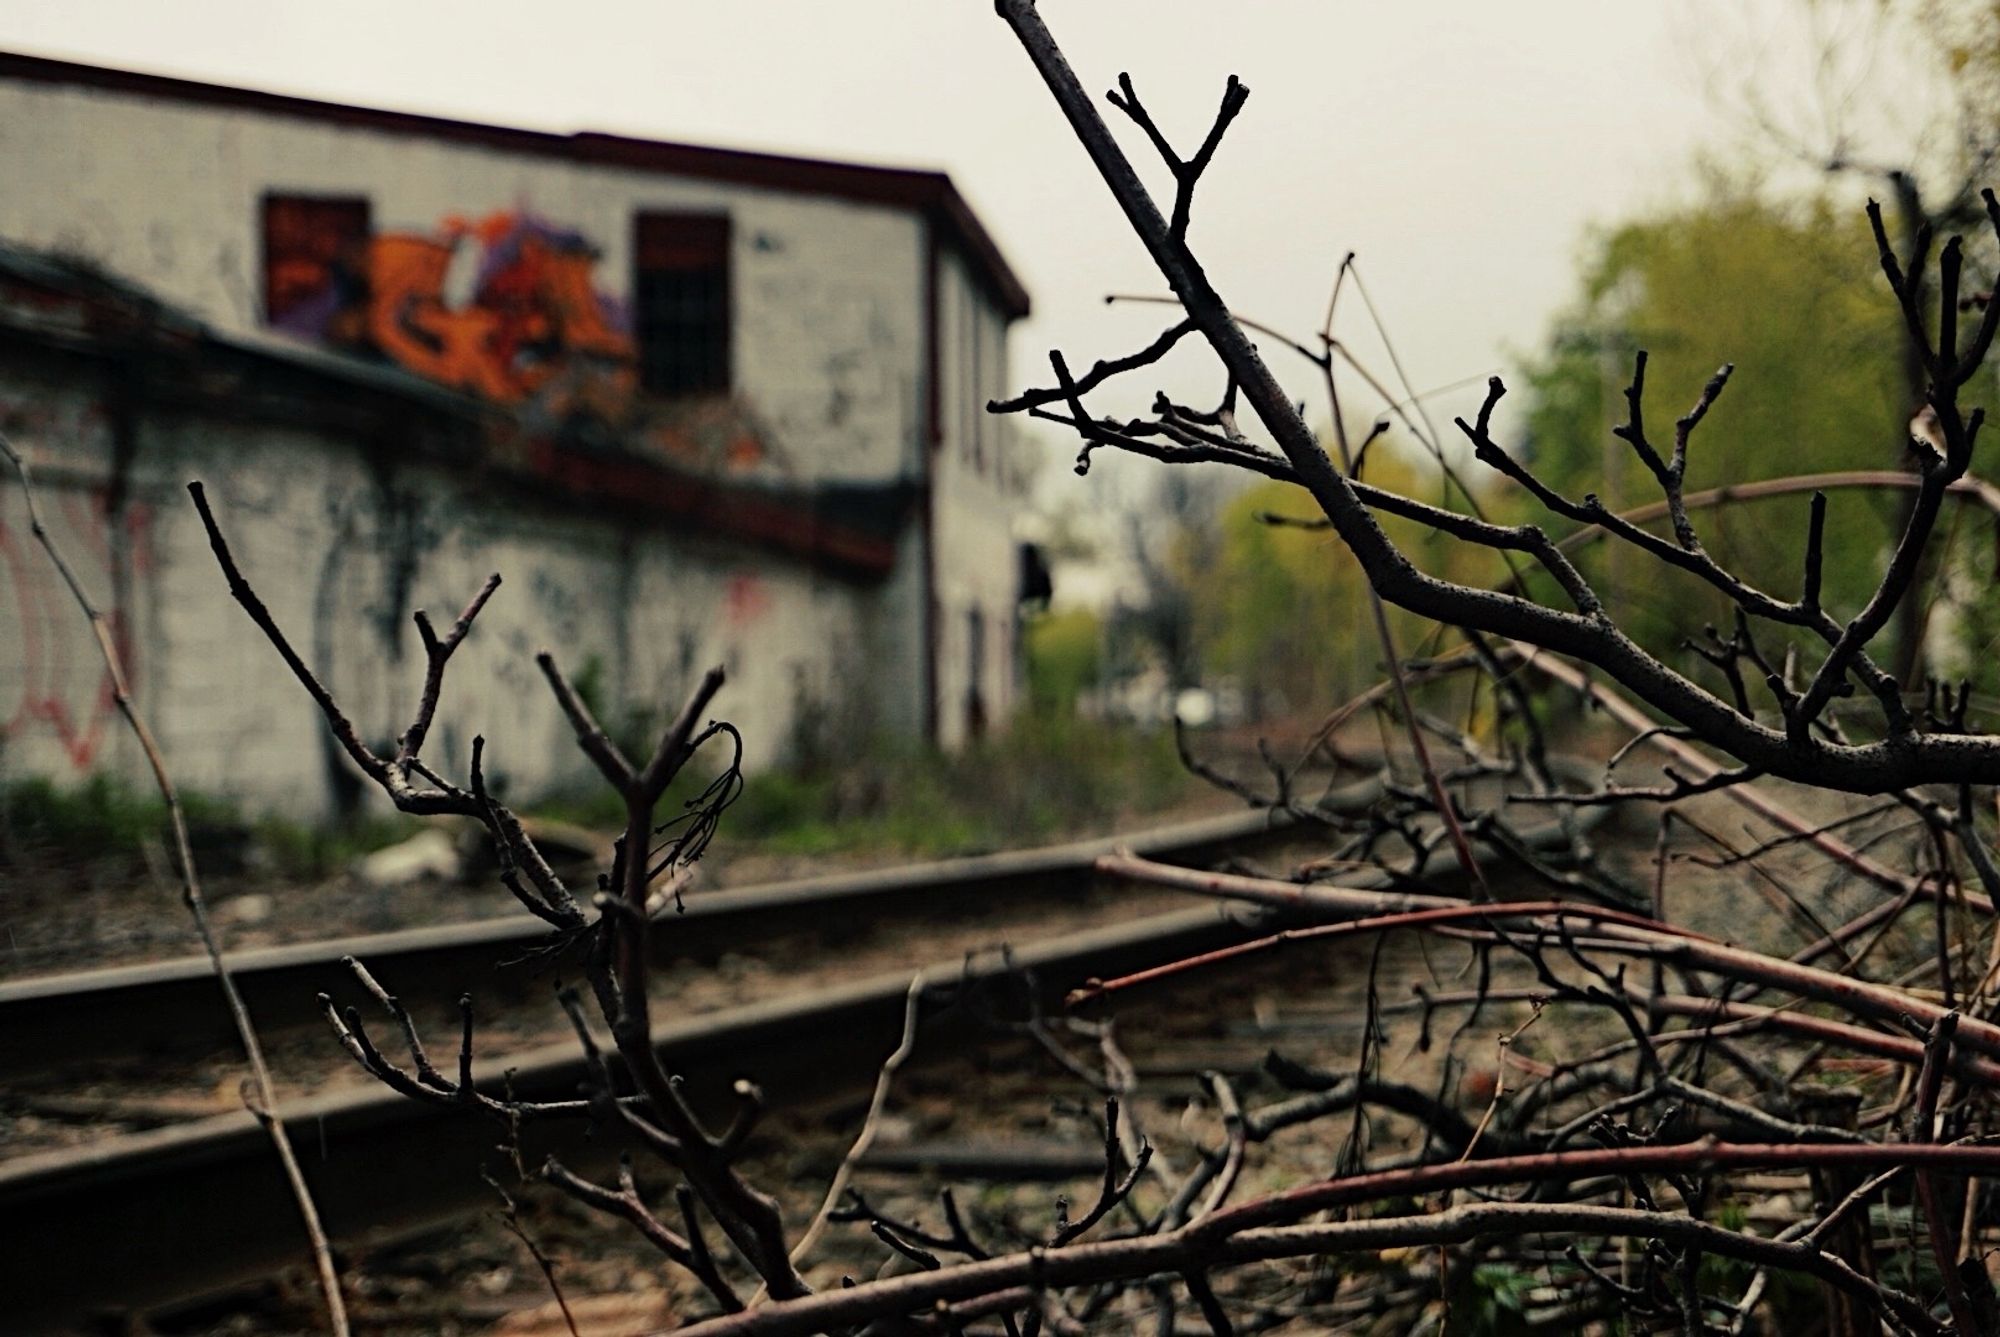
[165,5,2000,1333]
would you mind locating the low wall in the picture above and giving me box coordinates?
[0,351,913,821]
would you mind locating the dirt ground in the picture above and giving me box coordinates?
[75,774,1938,1335]
[117,928,1573,1336]
[0,791,1247,982]
[11,722,1951,1334]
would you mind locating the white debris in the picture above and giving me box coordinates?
[213,891,273,925]
[354,828,460,887]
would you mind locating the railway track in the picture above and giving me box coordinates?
[0,798,1343,1074]
[0,780,1591,1329]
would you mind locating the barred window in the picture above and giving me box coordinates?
[261,193,370,331]
[634,213,731,397]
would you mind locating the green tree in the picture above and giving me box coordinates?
[1182,448,1476,715]
[1023,606,1102,716]
[1517,181,1914,656]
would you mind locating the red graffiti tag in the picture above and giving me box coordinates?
[0,489,150,772]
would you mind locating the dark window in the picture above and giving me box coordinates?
[1018,543,1053,607]
[965,606,988,741]
[634,213,731,397]
[261,193,371,330]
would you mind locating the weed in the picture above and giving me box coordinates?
[530,715,1197,860]
[0,774,415,877]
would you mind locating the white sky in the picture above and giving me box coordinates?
[0,1,1872,471]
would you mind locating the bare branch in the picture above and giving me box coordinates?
[0,450,351,1334]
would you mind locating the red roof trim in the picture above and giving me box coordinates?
[0,48,1030,320]
[523,440,902,579]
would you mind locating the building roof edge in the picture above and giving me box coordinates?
[0,48,1030,320]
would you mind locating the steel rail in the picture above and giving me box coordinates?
[0,794,1354,1073]
[0,902,1259,1330]
[0,774,1596,1327]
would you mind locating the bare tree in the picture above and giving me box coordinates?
[171,4,2000,1332]
[996,6,2000,797]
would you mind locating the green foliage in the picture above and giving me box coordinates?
[0,773,415,877]
[250,811,423,880]
[1189,477,1351,711]
[530,610,1194,860]
[725,714,1191,858]
[536,715,1195,860]
[527,780,629,833]
[1181,451,1493,714]
[1517,180,1912,653]
[1693,1204,1757,1297]
[1024,607,1102,715]
[1692,1228,1823,1327]
[1449,1261,1538,1335]
[1871,1201,1948,1297]
[0,773,186,861]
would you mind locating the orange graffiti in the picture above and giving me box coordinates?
[365,233,514,400]
[270,204,636,413]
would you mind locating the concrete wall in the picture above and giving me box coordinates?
[0,348,891,819]
[0,77,928,487]
[0,71,1031,807]
[930,246,1028,748]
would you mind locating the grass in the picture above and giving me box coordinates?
[0,773,226,862]
[249,810,424,879]
[4,715,1199,878]
[0,773,417,878]
[533,714,1201,861]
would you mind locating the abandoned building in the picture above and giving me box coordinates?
[0,51,1035,819]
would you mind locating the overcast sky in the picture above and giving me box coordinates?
[2,2,1869,478]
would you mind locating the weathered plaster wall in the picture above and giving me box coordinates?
[0,367,142,783]
[0,352,886,819]
[0,72,1029,798]
[930,245,1028,749]
[0,79,928,486]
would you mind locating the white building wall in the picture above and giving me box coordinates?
[0,370,143,784]
[0,79,927,485]
[0,70,1028,797]
[0,357,881,818]
[929,245,1028,748]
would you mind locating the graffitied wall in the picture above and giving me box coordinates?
[0,481,152,776]
[0,64,959,488]
[263,202,639,424]
[0,53,1035,792]
[0,386,152,781]
[0,351,896,817]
